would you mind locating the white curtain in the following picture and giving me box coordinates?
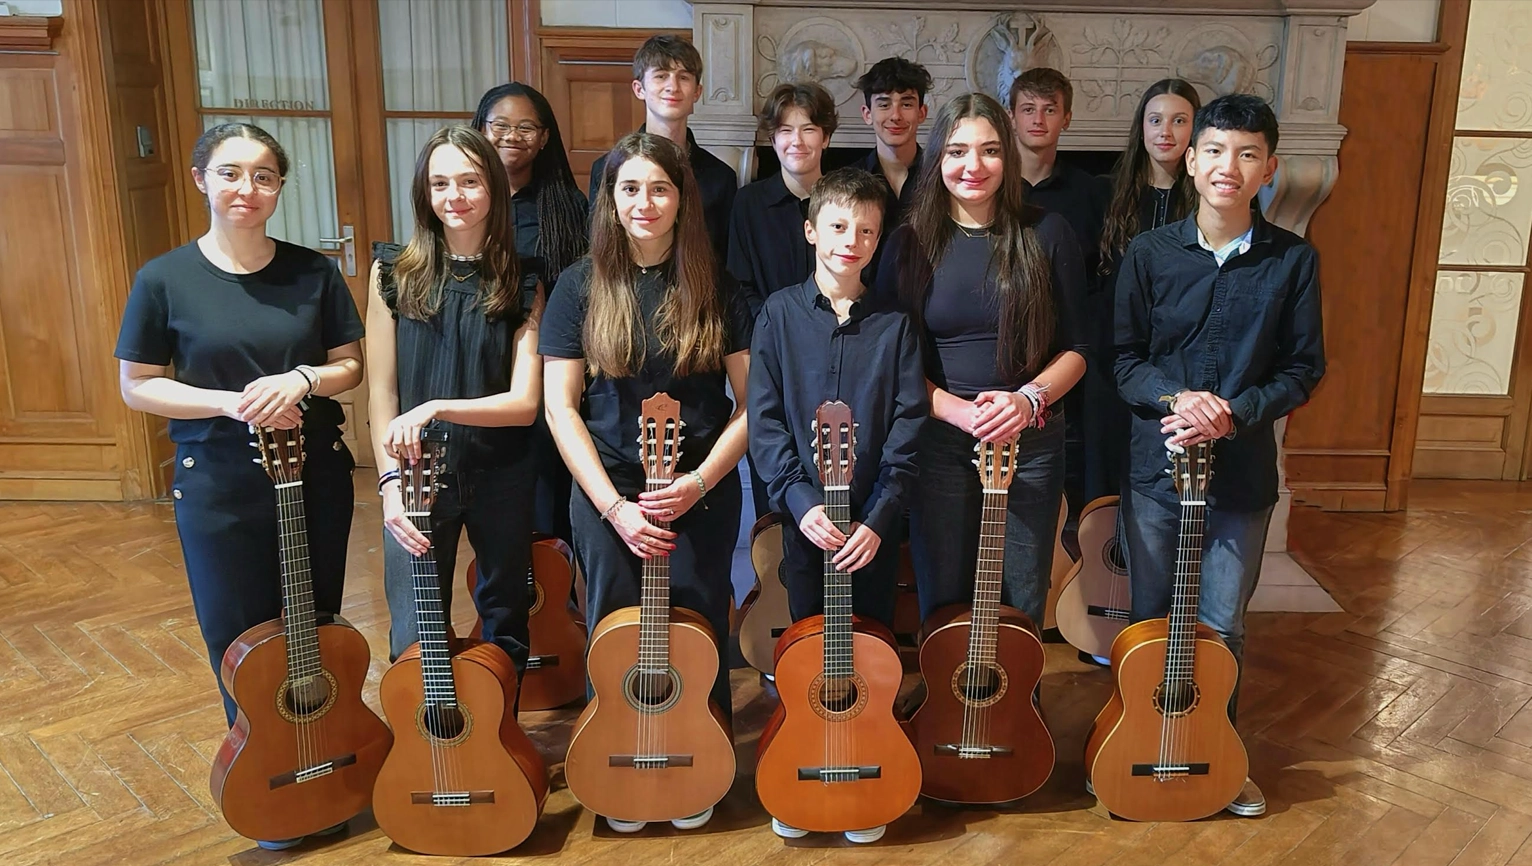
[193,0,337,250]
[378,0,509,240]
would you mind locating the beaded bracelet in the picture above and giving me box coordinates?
[1017,382,1051,429]
[600,496,627,523]
[689,470,710,510]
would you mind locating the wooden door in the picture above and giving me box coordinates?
[164,0,376,466]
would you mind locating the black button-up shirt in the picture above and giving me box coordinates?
[727,171,815,315]
[1023,160,1111,298]
[1114,211,1326,512]
[859,146,923,278]
[748,276,928,540]
[588,126,738,265]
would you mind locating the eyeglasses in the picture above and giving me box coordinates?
[200,165,283,193]
[487,120,544,141]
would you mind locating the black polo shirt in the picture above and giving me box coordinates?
[512,177,589,293]
[727,171,816,315]
[748,276,928,541]
[588,126,738,265]
[1023,160,1111,298]
[539,256,754,486]
[859,146,923,277]
[1114,211,1326,512]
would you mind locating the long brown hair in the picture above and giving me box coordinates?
[899,92,1054,382]
[584,132,722,379]
[392,125,521,323]
[1099,79,1202,272]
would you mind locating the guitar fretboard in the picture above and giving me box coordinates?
[405,460,458,708]
[966,478,1008,668]
[822,485,853,680]
[637,477,673,676]
[1165,497,1206,688]
[275,485,321,682]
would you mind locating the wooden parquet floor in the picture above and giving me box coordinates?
[3,479,1532,864]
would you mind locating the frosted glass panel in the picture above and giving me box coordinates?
[1456,1,1532,131]
[192,0,329,111]
[1439,137,1532,267]
[1424,271,1524,396]
[378,0,508,112]
[204,115,338,251]
[386,119,456,242]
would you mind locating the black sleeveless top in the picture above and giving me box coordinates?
[374,242,536,473]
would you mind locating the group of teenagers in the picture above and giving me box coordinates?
[114,32,1325,839]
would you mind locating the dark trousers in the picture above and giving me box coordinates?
[1081,345,1131,506]
[570,468,741,722]
[780,517,899,631]
[383,461,534,672]
[909,416,1065,627]
[530,412,573,544]
[172,430,356,727]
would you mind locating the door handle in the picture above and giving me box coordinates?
[318,225,356,277]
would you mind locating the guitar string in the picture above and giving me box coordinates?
[272,440,318,778]
[405,468,444,800]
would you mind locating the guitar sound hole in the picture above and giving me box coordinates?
[1154,680,1201,717]
[284,674,331,717]
[957,664,1002,703]
[1105,538,1128,574]
[624,669,678,711]
[422,704,468,741]
[819,678,859,714]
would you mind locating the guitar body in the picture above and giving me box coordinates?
[564,606,735,822]
[1042,495,1071,631]
[1056,497,1131,659]
[466,534,588,711]
[738,514,790,676]
[755,616,921,832]
[905,604,1053,804]
[1085,619,1248,822]
[211,617,392,842]
[373,639,547,855]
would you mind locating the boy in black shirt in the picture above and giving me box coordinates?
[749,167,928,629]
[854,57,933,271]
[588,35,737,260]
[1114,94,1325,818]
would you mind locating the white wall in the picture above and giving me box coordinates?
[541,0,692,28]
[1347,0,1440,41]
[1,0,64,15]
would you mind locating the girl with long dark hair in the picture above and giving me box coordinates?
[367,125,544,673]
[875,92,1088,630]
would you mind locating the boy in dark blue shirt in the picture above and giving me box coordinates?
[749,167,928,629]
[1114,94,1326,819]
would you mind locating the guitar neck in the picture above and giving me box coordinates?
[408,511,459,705]
[638,477,672,674]
[967,481,1007,667]
[275,485,321,681]
[822,485,853,680]
[1166,499,1206,686]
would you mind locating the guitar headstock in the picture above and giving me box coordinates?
[973,437,1018,491]
[250,425,305,485]
[813,401,855,487]
[401,427,449,513]
[639,393,683,484]
[1169,440,1213,503]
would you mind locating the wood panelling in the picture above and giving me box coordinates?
[539,28,687,193]
[0,16,61,52]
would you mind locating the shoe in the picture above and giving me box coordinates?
[1085,777,1095,796]
[311,821,348,838]
[1225,777,1266,817]
[844,825,885,844]
[1091,654,1110,667]
[771,817,808,839]
[670,807,713,830]
[605,816,647,833]
[256,838,302,851]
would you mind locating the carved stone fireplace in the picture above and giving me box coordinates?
[694,0,1372,608]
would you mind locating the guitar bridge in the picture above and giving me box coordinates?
[608,754,694,769]
[268,753,355,789]
[411,791,497,806]
[524,654,560,670]
[797,766,881,782]
[933,744,1014,758]
[1130,763,1210,777]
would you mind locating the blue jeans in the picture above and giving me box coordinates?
[1121,488,1272,723]
[909,415,1065,627]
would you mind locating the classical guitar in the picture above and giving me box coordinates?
[906,437,1053,804]
[755,401,921,844]
[210,425,392,843]
[373,428,548,855]
[737,512,789,678]
[1042,494,1072,632]
[465,534,587,710]
[563,393,735,833]
[1056,496,1132,660]
[1085,442,1248,822]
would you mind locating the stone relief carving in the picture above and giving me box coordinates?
[705,15,740,104]
[966,13,1064,105]
[1172,23,1279,103]
[867,16,969,100]
[1068,18,1173,113]
[756,17,866,105]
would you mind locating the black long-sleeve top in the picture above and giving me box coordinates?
[726,171,815,316]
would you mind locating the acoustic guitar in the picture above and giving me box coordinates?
[737,513,788,677]
[755,401,921,844]
[563,393,736,833]
[373,428,548,855]
[905,437,1053,804]
[1055,496,1132,660]
[1042,494,1072,632]
[1084,442,1248,822]
[465,535,587,710]
[210,426,392,843]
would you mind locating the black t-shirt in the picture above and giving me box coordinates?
[538,256,754,485]
[114,240,366,444]
[874,212,1089,399]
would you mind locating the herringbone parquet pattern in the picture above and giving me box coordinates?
[1,479,1531,864]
